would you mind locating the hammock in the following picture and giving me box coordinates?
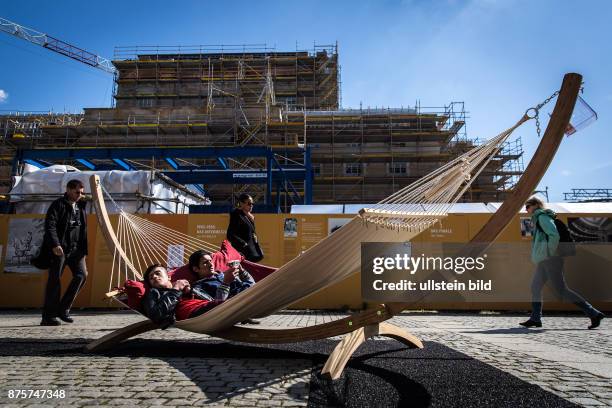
[86,73,582,380]
[94,113,525,333]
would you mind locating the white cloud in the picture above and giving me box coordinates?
[560,169,572,176]
[0,89,7,103]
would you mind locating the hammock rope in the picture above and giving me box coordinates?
[361,113,529,230]
[101,181,236,287]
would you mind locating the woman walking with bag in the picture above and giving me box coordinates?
[520,197,605,329]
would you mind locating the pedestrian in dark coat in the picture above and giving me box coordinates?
[36,179,89,326]
[226,194,264,262]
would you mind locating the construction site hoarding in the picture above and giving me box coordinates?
[0,204,610,312]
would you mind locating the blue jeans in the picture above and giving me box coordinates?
[530,256,599,321]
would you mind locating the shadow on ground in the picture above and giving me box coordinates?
[462,327,587,335]
[0,336,582,407]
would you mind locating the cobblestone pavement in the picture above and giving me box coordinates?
[0,310,610,406]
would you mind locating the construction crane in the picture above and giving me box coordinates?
[0,16,115,74]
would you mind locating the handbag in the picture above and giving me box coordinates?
[252,239,264,263]
[244,215,264,262]
[30,249,51,270]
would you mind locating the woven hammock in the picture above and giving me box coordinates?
[91,112,530,334]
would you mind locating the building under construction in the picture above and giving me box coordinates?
[0,44,523,210]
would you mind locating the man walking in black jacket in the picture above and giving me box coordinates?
[38,179,88,326]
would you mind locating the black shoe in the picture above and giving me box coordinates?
[519,319,542,328]
[240,318,261,325]
[40,317,61,326]
[588,312,605,330]
[58,312,74,323]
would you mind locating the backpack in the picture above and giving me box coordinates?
[535,217,576,257]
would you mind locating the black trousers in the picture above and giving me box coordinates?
[42,251,88,318]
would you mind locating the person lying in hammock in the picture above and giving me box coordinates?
[188,250,255,301]
[142,263,228,328]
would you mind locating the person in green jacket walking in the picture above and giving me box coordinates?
[520,197,605,329]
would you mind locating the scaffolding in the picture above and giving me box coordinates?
[0,44,523,207]
[564,188,612,202]
[112,43,339,112]
[288,101,521,203]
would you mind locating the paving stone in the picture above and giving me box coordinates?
[229,400,261,407]
[567,397,606,406]
[203,386,234,393]
[553,384,587,392]
[132,392,163,399]
[159,399,194,406]
[134,398,169,405]
[103,399,143,406]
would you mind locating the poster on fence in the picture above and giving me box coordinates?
[4,217,45,273]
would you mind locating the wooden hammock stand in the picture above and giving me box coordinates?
[85,73,582,380]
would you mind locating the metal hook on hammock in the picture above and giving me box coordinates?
[524,89,561,137]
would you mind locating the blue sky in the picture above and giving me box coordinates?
[0,0,610,202]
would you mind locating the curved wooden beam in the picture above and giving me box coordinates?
[84,312,423,382]
[89,174,140,278]
[321,322,423,380]
[84,319,159,352]
[321,325,373,380]
[212,304,395,343]
[381,73,582,313]
[461,73,582,257]
[377,322,424,349]
[84,304,415,351]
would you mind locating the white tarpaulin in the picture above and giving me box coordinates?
[10,165,208,214]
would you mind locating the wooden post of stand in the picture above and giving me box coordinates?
[84,320,159,352]
[321,322,423,380]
